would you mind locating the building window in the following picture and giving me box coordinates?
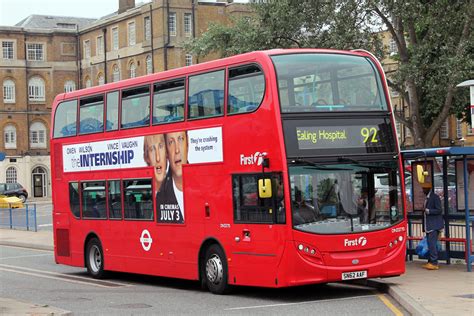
[128,21,136,46]
[98,73,105,85]
[456,119,463,139]
[6,167,17,183]
[27,43,44,61]
[112,64,120,82]
[389,38,398,55]
[4,125,16,149]
[64,80,76,93]
[2,41,14,59]
[3,79,15,103]
[146,55,152,74]
[169,12,176,36]
[144,16,151,41]
[28,76,45,101]
[184,13,192,37]
[85,77,92,88]
[185,54,192,66]
[30,122,47,148]
[111,27,119,51]
[129,62,136,78]
[83,40,91,58]
[96,36,104,55]
[440,119,449,139]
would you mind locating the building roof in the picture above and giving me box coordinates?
[15,15,96,30]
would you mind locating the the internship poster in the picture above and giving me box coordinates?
[62,127,223,224]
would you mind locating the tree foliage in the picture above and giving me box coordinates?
[186,0,474,148]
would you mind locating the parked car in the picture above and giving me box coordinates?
[0,183,28,202]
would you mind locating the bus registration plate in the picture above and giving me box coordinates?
[342,270,367,280]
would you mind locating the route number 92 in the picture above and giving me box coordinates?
[361,127,378,143]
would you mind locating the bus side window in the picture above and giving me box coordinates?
[108,180,122,219]
[188,70,224,119]
[153,79,185,124]
[79,95,104,134]
[121,86,150,129]
[228,65,265,114]
[106,91,119,131]
[53,99,77,138]
[233,173,281,224]
[69,182,80,218]
[123,179,153,220]
[81,181,107,219]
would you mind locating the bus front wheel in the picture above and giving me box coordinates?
[203,244,229,294]
[85,238,105,279]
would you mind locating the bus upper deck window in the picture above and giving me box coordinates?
[188,70,225,119]
[53,99,78,138]
[228,64,265,114]
[79,95,104,134]
[153,79,185,124]
[121,86,151,129]
[106,91,119,131]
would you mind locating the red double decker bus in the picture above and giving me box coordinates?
[51,49,406,294]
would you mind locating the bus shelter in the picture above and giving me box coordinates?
[402,147,474,271]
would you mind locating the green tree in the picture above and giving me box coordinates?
[186,0,473,148]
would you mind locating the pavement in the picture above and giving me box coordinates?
[0,228,473,315]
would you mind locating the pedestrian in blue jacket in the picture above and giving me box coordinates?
[421,182,443,270]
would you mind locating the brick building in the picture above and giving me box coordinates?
[0,0,250,199]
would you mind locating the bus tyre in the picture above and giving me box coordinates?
[86,238,105,279]
[204,244,229,294]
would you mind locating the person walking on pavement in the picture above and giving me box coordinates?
[421,182,443,270]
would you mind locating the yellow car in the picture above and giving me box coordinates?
[0,195,24,208]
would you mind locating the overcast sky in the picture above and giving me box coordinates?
[0,0,151,26]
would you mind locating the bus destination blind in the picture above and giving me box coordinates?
[296,125,381,150]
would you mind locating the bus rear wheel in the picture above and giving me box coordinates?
[203,244,229,294]
[85,238,105,279]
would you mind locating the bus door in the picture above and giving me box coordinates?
[229,173,286,286]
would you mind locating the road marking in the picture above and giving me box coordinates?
[224,294,377,311]
[38,223,53,227]
[377,294,403,316]
[0,263,131,288]
[0,253,51,260]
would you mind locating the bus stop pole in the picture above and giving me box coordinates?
[443,155,451,264]
[463,155,472,272]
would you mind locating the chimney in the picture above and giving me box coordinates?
[118,0,135,14]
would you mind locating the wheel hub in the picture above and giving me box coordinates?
[206,254,223,284]
[89,245,102,272]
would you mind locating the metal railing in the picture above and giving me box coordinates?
[406,214,473,264]
[0,203,37,231]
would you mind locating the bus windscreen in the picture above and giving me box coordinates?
[272,53,388,113]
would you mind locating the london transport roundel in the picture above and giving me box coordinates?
[140,229,153,251]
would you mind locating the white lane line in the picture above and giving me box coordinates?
[0,253,51,260]
[224,294,377,311]
[38,224,53,227]
[0,263,131,288]
[0,266,118,288]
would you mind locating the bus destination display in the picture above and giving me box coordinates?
[283,117,395,157]
[296,125,380,150]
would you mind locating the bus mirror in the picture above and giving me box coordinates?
[416,165,428,184]
[258,178,272,198]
